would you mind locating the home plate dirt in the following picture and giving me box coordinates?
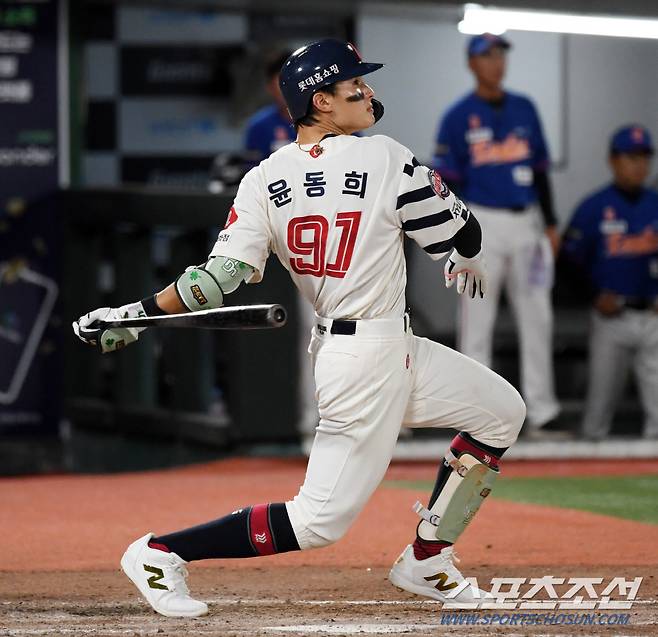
[1,566,656,637]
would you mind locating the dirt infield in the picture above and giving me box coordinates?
[2,567,656,637]
[2,458,657,636]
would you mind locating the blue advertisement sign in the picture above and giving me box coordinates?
[0,0,64,433]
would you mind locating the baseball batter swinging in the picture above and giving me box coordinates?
[73,39,525,618]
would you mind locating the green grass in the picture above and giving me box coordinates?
[385,475,658,525]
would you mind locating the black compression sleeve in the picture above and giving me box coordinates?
[453,212,482,259]
[534,169,557,227]
[141,294,167,316]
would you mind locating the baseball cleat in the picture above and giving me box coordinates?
[388,544,490,605]
[120,533,208,618]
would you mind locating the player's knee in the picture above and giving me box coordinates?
[500,386,526,445]
[298,525,338,550]
[287,519,346,551]
[469,382,525,448]
[285,499,351,551]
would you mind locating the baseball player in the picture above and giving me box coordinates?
[73,39,525,618]
[561,125,658,440]
[434,33,560,433]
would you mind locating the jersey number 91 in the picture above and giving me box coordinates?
[287,211,361,278]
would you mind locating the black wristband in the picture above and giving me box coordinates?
[141,294,167,316]
[453,213,482,259]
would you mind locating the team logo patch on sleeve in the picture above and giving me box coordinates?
[428,169,450,200]
[224,206,238,229]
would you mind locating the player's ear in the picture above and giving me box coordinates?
[312,90,333,114]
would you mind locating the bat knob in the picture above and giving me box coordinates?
[272,306,287,325]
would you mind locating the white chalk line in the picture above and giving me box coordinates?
[205,596,658,607]
[4,596,656,609]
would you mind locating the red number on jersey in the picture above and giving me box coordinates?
[287,215,328,276]
[287,211,362,278]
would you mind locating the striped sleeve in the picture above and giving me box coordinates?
[397,158,470,261]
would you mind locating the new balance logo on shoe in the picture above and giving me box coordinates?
[424,572,458,592]
[144,564,168,590]
[122,534,208,617]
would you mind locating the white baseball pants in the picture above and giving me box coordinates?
[296,291,319,438]
[582,309,658,440]
[458,204,559,427]
[286,315,525,550]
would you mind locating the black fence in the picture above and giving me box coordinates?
[60,187,301,448]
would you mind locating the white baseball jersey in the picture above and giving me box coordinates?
[211,134,470,319]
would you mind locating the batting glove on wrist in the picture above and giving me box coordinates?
[444,249,487,299]
[72,301,146,353]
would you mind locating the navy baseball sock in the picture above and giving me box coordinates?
[149,502,300,562]
[413,432,508,560]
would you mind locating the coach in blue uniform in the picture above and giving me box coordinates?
[562,125,658,440]
[245,51,295,162]
[434,33,560,432]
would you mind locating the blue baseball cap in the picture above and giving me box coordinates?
[467,33,511,57]
[610,125,654,155]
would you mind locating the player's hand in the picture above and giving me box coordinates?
[444,249,486,299]
[545,225,561,256]
[594,291,623,317]
[72,301,146,353]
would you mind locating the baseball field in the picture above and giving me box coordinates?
[2,457,657,636]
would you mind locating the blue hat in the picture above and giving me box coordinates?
[467,33,511,57]
[610,125,654,155]
[279,39,384,122]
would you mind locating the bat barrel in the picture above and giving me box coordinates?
[93,303,288,331]
[230,304,287,329]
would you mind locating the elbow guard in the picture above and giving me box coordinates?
[175,266,224,312]
[175,256,254,312]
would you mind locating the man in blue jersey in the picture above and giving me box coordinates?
[562,125,658,440]
[434,33,560,434]
[245,50,295,161]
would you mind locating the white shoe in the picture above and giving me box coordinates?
[389,544,489,605]
[120,533,208,618]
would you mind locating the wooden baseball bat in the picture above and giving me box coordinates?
[96,304,287,330]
